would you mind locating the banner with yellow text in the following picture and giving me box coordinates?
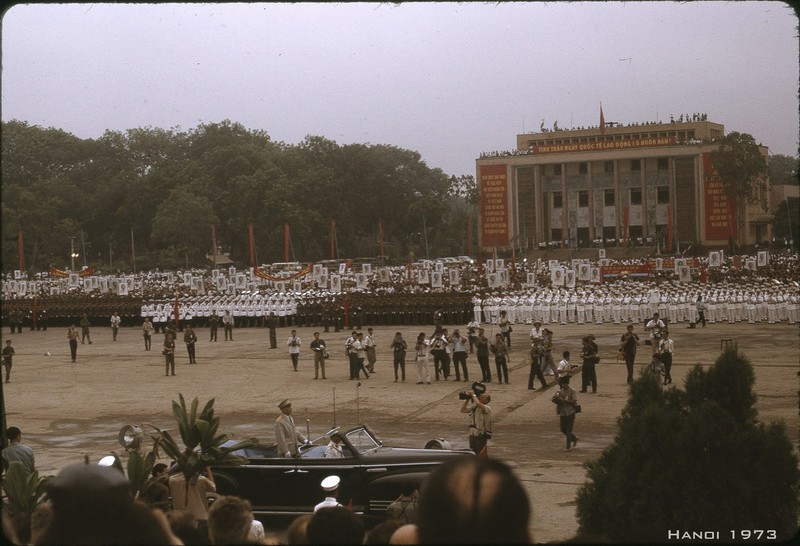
[479,164,509,247]
[703,153,736,240]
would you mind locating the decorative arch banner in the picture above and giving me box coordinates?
[254,264,313,282]
[479,164,509,247]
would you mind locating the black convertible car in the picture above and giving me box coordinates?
[211,424,473,519]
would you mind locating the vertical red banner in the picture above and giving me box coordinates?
[284,224,290,262]
[378,219,384,261]
[248,224,256,267]
[667,205,673,252]
[479,164,509,247]
[17,231,24,272]
[211,224,218,267]
[467,215,473,257]
[703,153,736,240]
[330,220,336,259]
[623,207,630,248]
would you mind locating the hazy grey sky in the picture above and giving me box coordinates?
[2,2,798,177]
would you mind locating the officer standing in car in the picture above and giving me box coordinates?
[275,399,307,458]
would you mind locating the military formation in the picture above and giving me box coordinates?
[2,251,798,331]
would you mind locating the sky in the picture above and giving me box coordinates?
[2,2,798,178]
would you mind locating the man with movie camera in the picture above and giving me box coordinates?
[459,382,492,455]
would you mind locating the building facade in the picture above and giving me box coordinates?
[476,118,770,252]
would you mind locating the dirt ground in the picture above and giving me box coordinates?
[3,320,798,543]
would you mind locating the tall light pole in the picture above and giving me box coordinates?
[69,237,78,272]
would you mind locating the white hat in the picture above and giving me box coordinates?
[321,475,340,491]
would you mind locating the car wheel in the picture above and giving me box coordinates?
[424,438,452,450]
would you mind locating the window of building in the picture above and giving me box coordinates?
[579,162,588,174]
[578,190,589,207]
[630,187,642,206]
[631,159,641,172]
[552,191,563,209]
[628,225,643,240]
[604,189,616,207]
[551,228,562,241]
[657,157,669,170]
[604,161,614,174]
[603,226,617,241]
[657,186,670,204]
[553,164,562,176]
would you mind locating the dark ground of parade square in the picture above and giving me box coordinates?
[2,320,797,542]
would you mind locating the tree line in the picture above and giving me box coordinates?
[1,120,478,273]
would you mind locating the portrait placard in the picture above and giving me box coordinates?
[431,271,443,288]
[448,269,461,286]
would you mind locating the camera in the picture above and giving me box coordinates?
[459,381,487,400]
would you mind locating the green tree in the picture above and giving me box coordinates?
[772,197,799,247]
[768,153,799,186]
[575,349,799,542]
[710,132,769,244]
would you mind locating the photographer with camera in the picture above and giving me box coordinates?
[460,382,492,455]
[644,312,665,345]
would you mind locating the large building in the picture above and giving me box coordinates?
[476,116,771,252]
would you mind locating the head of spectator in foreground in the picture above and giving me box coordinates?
[306,505,365,545]
[284,513,312,545]
[38,462,177,544]
[416,457,531,544]
[207,495,254,545]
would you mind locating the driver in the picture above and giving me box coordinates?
[275,399,307,458]
[324,433,345,458]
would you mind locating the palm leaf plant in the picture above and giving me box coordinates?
[1,461,50,516]
[1,461,51,543]
[152,393,256,507]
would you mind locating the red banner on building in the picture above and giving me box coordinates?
[703,153,736,240]
[479,164,509,247]
[532,136,675,154]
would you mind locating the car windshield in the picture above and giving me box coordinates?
[345,427,381,453]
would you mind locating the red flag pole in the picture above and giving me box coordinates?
[667,205,673,252]
[173,291,180,330]
[248,224,256,267]
[330,220,336,259]
[378,219,384,263]
[284,224,290,262]
[131,228,136,275]
[467,215,473,257]
[600,103,606,135]
[211,224,218,268]
[623,207,630,248]
[17,231,24,272]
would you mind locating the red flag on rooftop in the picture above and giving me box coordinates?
[600,103,606,135]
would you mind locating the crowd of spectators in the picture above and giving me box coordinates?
[2,456,532,545]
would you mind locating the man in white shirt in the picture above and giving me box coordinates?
[644,312,665,345]
[556,351,573,379]
[287,330,301,371]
